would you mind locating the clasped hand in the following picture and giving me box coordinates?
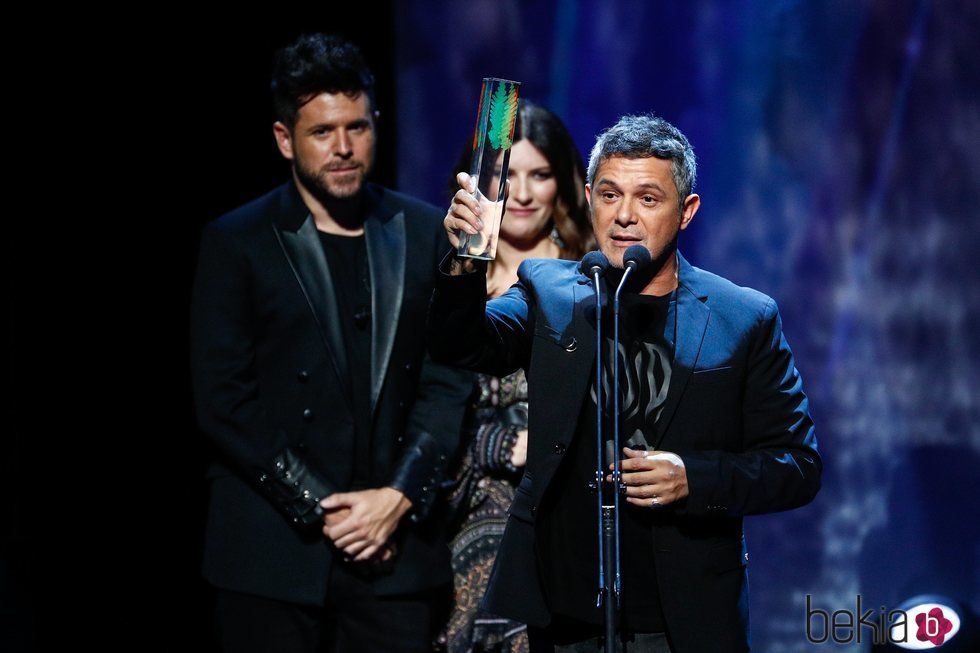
[319,487,411,562]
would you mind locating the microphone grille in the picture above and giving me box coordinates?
[579,250,610,276]
[623,245,651,270]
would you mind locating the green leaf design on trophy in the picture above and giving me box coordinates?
[487,81,519,150]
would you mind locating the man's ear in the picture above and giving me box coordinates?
[679,194,700,231]
[273,121,295,161]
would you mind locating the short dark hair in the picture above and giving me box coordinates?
[270,33,376,129]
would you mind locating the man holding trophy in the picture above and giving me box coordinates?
[431,112,821,653]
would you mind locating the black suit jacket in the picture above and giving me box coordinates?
[427,254,821,653]
[191,180,470,605]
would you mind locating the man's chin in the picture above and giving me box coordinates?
[600,250,624,268]
[314,175,364,201]
[600,246,629,269]
[323,175,363,198]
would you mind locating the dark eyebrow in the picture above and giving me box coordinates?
[594,179,666,196]
[305,117,372,134]
[634,182,667,195]
[593,178,621,190]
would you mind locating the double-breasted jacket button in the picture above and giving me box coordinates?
[297,370,309,383]
[553,442,566,455]
[302,409,314,421]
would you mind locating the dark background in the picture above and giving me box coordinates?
[6,1,979,651]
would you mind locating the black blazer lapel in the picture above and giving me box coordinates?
[653,262,709,449]
[272,183,350,389]
[364,195,405,414]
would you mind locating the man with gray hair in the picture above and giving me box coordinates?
[430,113,821,652]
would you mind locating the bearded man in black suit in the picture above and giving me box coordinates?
[190,33,470,653]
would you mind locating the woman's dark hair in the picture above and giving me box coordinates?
[450,100,594,260]
[270,33,376,129]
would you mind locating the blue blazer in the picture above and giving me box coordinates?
[427,253,821,653]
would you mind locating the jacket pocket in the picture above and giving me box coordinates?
[533,323,578,352]
[691,366,735,387]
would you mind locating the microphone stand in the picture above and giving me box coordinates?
[592,267,619,653]
[589,263,639,653]
[584,248,645,653]
[581,252,618,652]
[589,265,609,638]
[606,265,638,653]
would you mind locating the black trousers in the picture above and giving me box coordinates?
[215,562,451,653]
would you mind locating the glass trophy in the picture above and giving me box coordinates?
[456,77,521,260]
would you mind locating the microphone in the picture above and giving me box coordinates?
[579,250,610,278]
[622,244,651,273]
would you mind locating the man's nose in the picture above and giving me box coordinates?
[614,202,634,225]
[334,130,353,157]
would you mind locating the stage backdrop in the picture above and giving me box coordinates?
[395,1,979,650]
